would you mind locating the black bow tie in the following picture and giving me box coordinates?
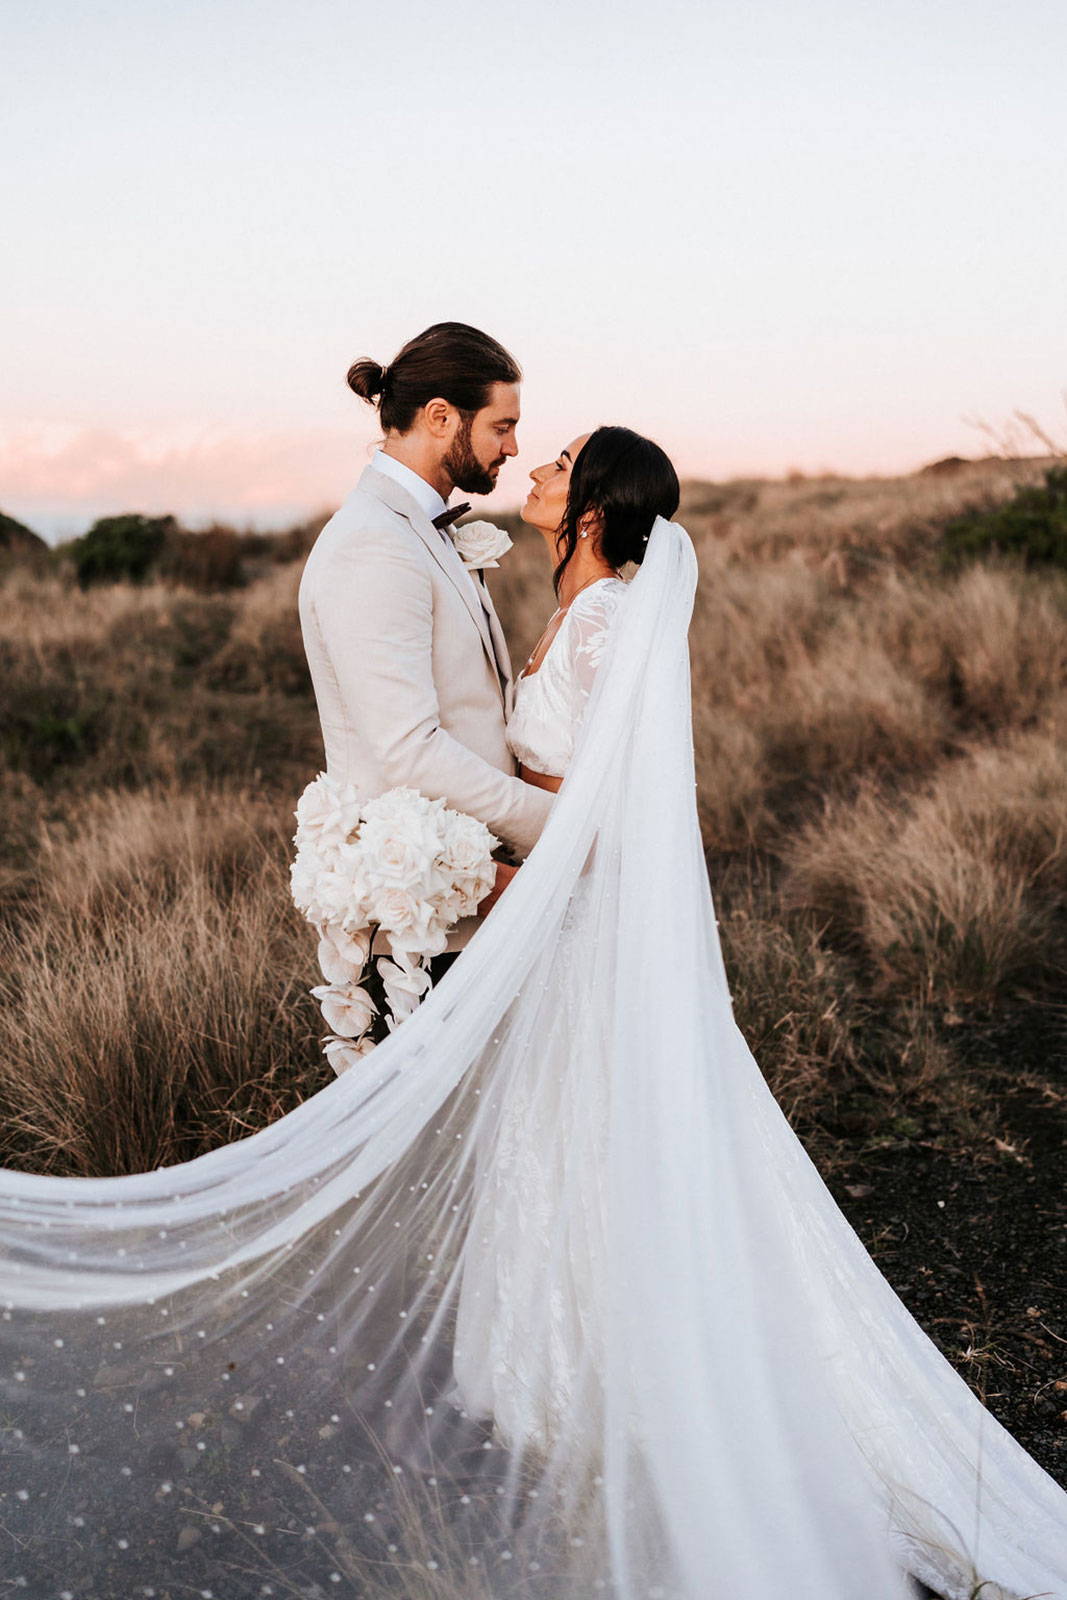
[431,502,471,532]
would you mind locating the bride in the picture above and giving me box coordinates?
[450,424,678,1450]
[1,431,1065,1600]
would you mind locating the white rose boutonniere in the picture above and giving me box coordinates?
[450,519,513,570]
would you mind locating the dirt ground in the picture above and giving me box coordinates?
[827,1003,1066,1486]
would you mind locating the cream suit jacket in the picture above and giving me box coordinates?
[298,464,553,946]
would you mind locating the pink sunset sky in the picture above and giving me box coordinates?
[4,0,1066,541]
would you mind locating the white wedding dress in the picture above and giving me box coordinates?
[1,523,1064,1600]
[451,577,626,1449]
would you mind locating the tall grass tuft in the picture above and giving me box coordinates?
[782,735,1067,1004]
[0,788,327,1175]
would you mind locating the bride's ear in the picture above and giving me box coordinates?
[578,507,604,543]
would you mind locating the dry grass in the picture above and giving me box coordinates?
[1,456,1065,1174]
[0,787,328,1175]
[681,454,1055,571]
[782,733,1067,1005]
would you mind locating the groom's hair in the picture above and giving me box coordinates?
[347,323,521,434]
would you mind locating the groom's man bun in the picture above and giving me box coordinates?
[347,322,521,435]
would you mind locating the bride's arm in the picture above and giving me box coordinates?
[514,589,622,800]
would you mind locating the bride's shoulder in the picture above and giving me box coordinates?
[563,577,628,684]
[569,576,629,623]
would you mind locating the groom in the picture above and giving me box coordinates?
[298,322,553,956]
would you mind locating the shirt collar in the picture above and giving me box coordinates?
[372,449,449,523]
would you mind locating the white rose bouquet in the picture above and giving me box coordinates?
[449,519,513,570]
[291,777,498,1073]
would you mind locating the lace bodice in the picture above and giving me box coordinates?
[506,577,628,776]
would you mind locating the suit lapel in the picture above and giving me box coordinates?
[476,573,516,716]
[359,465,505,701]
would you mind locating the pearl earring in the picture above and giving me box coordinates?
[579,524,591,539]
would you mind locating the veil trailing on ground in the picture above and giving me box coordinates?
[1,518,1064,1600]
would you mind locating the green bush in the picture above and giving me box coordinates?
[70,513,175,586]
[941,465,1067,569]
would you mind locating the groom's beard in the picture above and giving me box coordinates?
[443,414,505,497]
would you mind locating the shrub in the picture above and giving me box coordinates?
[782,735,1067,1003]
[0,788,327,1175]
[941,465,1067,569]
[0,573,318,793]
[271,517,329,563]
[204,564,311,694]
[0,640,108,782]
[0,509,48,568]
[159,524,246,590]
[871,566,1067,733]
[70,512,175,586]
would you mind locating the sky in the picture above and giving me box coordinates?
[3,0,1066,540]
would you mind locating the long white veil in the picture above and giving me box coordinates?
[1,517,1064,1600]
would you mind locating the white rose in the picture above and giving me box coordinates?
[294,876,345,930]
[290,848,326,920]
[372,885,443,944]
[373,885,420,934]
[437,817,495,914]
[317,924,370,985]
[450,520,513,570]
[295,774,361,849]
[327,841,375,925]
[311,982,377,1038]
[307,865,358,928]
[361,787,433,825]
[454,875,492,919]
[323,1034,377,1076]
[358,813,438,894]
[440,812,495,875]
[433,889,464,926]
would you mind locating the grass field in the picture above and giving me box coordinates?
[1,455,1064,1477]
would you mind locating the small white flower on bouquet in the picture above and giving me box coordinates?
[378,954,432,1029]
[316,925,371,985]
[311,983,378,1039]
[323,1034,377,1076]
[290,777,499,1073]
[450,519,513,570]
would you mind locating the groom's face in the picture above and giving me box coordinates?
[442,382,521,496]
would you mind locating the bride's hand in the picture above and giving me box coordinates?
[477,860,519,917]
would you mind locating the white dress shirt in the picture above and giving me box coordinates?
[372,449,450,523]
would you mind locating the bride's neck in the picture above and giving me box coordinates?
[556,546,616,607]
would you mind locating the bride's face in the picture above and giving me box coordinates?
[522,433,592,541]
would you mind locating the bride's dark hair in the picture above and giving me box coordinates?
[347,322,521,434]
[553,425,680,595]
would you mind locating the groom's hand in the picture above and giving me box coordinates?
[477,860,518,917]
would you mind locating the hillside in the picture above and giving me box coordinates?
[0,508,48,559]
[0,454,1063,1478]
